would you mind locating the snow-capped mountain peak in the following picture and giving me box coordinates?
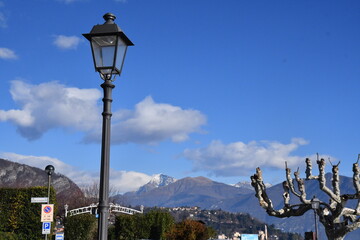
[149,173,177,187]
[136,174,177,194]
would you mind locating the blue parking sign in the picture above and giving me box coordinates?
[42,222,51,234]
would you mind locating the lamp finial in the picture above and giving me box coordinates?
[103,13,116,24]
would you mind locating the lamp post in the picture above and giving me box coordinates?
[311,196,320,240]
[44,165,54,240]
[83,13,133,240]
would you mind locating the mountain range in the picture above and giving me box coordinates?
[115,173,360,239]
[2,158,360,238]
[0,158,84,212]
[118,175,253,209]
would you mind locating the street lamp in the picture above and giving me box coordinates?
[44,165,54,240]
[83,13,133,240]
[311,196,320,240]
[83,13,134,81]
[45,165,55,204]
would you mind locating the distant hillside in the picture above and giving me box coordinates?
[162,206,303,239]
[117,173,360,239]
[117,176,253,209]
[0,158,84,211]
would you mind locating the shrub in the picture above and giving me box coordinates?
[64,214,97,240]
[0,187,56,240]
[0,231,19,240]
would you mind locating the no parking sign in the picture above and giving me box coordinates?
[41,204,54,222]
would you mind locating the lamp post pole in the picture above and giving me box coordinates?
[83,13,133,240]
[44,165,54,240]
[98,78,114,239]
[314,208,318,240]
[311,196,320,240]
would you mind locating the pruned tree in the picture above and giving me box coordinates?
[80,181,120,206]
[250,155,360,240]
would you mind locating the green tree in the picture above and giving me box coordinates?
[114,214,138,240]
[135,214,152,239]
[114,209,174,240]
[64,214,97,240]
[108,225,116,240]
[146,209,174,240]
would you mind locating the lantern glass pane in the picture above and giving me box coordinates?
[115,37,128,74]
[91,36,117,70]
[311,200,319,209]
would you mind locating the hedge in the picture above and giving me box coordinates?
[0,187,56,240]
[64,214,97,240]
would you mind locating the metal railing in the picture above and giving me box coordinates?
[65,203,144,217]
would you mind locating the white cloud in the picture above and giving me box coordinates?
[53,35,82,49]
[110,170,152,193]
[0,152,152,193]
[0,48,17,59]
[0,80,101,140]
[0,81,206,144]
[183,138,313,176]
[87,96,207,144]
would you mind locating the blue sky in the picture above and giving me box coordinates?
[0,0,359,193]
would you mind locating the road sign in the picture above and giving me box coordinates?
[31,197,48,203]
[42,222,51,235]
[41,204,54,222]
[56,233,64,240]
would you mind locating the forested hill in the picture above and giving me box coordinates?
[157,206,303,239]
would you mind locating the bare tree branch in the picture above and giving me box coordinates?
[251,167,311,218]
[331,160,341,207]
[251,155,360,240]
[305,157,318,180]
[317,158,341,204]
[285,162,301,198]
[294,168,310,204]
